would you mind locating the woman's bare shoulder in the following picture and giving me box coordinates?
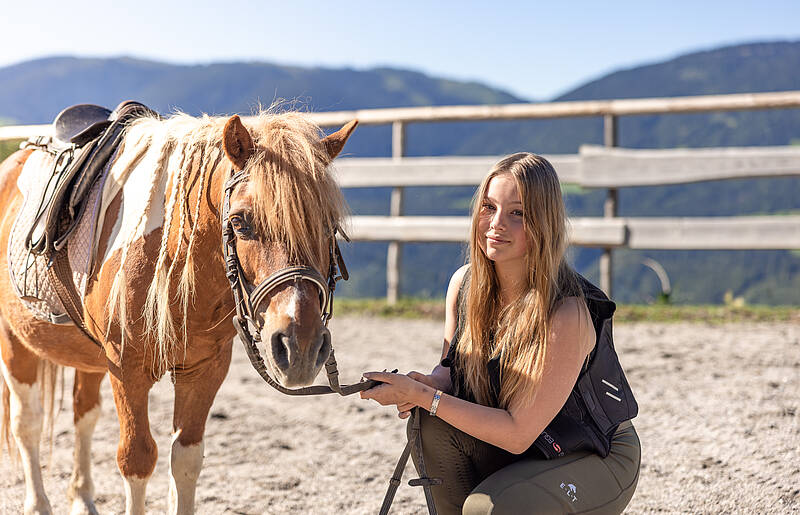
[445,264,470,313]
[448,264,470,291]
[552,296,596,355]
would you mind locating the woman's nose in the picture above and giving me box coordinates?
[490,211,505,229]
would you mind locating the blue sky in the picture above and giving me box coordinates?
[1,1,798,100]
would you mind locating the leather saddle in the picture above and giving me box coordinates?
[24,100,158,255]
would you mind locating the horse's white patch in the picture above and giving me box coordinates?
[97,124,173,269]
[69,404,101,508]
[168,431,204,515]
[0,361,52,513]
[122,475,148,515]
[285,289,300,323]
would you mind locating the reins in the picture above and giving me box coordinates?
[221,168,439,514]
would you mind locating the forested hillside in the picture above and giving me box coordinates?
[1,41,797,303]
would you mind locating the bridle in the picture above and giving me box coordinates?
[221,169,381,396]
[221,168,439,514]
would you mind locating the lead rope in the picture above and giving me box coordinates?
[379,408,441,515]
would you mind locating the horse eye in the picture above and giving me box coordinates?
[230,214,253,237]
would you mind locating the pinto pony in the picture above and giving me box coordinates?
[0,110,357,514]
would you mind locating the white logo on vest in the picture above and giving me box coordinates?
[560,482,578,503]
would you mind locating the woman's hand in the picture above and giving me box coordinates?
[407,370,449,390]
[360,371,432,418]
[394,371,447,419]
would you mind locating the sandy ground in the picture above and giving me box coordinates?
[1,318,798,514]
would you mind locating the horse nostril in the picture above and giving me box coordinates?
[315,329,332,368]
[270,332,290,371]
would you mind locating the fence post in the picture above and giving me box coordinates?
[600,114,618,297]
[387,121,405,304]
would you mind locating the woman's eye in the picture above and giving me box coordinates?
[481,202,496,211]
[512,210,524,217]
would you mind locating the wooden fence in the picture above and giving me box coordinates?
[2,91,799,302]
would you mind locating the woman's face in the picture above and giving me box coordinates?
[477,174,528,266]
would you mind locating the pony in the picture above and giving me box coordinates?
[0,108,357,514]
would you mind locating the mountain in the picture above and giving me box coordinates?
[0,56,520,159]
[0,42,798,304]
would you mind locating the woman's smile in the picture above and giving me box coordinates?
[486,233,509,244]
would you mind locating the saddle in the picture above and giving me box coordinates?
[25,100,158,255]
[10,101,157,339]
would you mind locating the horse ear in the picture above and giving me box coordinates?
[322,120,358,160]
[222,115,255,170]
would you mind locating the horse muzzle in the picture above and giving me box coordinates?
[263,324,332,387]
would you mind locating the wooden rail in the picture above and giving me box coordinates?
[308,91,800,126]
[2,91,799,301]
[333,145,800,188]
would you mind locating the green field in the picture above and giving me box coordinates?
[335,298,800,324]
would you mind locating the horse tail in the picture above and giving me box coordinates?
[38,360,63,462]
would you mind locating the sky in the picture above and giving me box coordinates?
[1,1,798,101]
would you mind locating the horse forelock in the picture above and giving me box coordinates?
[244,112,347,270]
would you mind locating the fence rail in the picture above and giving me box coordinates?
[2,91,799,301]
[333,145,800,188]
[307,90,800,126]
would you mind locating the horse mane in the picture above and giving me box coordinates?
[105,108,346,374]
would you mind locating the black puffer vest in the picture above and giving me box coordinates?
[442,272,638,459]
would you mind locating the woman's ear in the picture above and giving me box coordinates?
[222,115,255,170]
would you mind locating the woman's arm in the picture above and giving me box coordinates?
[407,264,469,390]
[394,265,469,416]
[362,296,595,454]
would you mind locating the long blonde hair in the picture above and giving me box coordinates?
[455,153,582,409]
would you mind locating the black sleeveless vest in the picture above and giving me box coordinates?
[441,273,638,459]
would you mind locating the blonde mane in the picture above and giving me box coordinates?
[105,109,346,374]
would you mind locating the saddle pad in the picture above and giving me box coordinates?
[8,150,112,324]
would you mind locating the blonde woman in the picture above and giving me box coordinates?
[361,153,640,514]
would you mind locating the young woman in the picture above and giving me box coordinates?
[361,153,640,514]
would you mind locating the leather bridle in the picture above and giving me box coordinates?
[221,169,380,396]
[221,168,439,514]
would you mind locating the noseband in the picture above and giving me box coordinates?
[221,169,380,396]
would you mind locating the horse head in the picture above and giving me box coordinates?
[221,114,356,387]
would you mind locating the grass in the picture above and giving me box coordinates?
[334,298,445,319]
[614,304,799,324]
[334,297,799,324]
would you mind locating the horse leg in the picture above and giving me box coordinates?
[0,329,53,515]
[67,370,105,515]
[107,373,157,515]
[168,339,232,515]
